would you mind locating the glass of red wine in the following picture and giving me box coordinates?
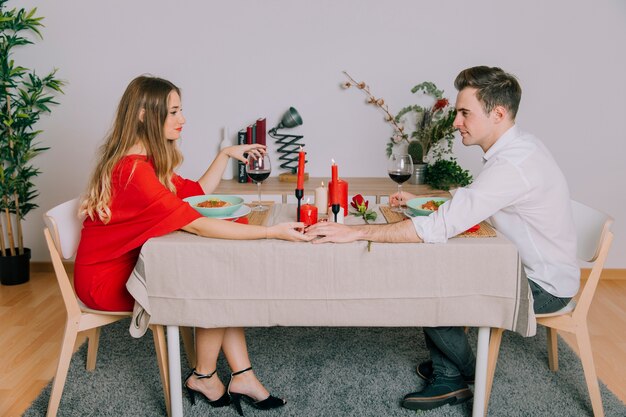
[387,154,413,213]
[246,154,271,212]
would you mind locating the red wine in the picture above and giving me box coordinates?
[247,170,270,183]
[388,171,411,184]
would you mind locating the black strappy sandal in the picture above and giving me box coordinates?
[184,368,231,407]
[227,367,286,416]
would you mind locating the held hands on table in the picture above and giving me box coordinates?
[304,190,422,244]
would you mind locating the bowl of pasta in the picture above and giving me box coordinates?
[406,196,450,216]
[184,195,244,217]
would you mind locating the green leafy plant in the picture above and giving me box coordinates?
[393,82,456,161]
[341,72,456,162]
[0,0,65,256]
[425,159,473,191]
[407,140,424,165]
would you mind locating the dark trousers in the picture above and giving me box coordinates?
[424,280,572,378]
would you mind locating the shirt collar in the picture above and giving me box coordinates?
[483,124,519,162]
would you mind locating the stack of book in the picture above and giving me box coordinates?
[237,118,266,183]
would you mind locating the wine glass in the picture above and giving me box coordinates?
[387,154,413,213]
[246,154,271,211]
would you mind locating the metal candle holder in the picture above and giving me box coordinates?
[331,204,341,223]
[295,188,304,222]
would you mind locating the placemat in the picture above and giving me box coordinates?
[379,205,497,238]
[245,202,274,226]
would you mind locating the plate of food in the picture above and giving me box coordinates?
[217,204,251,220]
[406,196,450,216]
[184,195,244,218]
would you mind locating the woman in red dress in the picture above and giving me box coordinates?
[75,75,311,415]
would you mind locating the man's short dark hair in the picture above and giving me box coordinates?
[454,66,522,119]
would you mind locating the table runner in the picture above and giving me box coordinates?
[379,206,497,238]
[127,204,535,338]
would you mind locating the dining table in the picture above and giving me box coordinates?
[126,202,536,417]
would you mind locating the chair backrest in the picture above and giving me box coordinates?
[571,200,613,263]
[570,200,614,319]
[43,198,85,318]
[43,198,84,259]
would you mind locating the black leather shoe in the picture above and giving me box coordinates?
[402,374,473,411]
[416,360,475,385]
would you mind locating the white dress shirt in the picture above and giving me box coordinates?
[412,125,579,298]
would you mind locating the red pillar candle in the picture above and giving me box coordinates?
[300,203,318,226]
[328,180,348,215]
[296,147,306,189]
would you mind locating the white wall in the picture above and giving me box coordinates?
[11,0,626,267]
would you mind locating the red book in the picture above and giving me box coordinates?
[256,118,266,146]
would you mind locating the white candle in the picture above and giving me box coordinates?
[314,181,328,214]
[220,127,234,180]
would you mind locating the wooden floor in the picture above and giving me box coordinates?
[1,272,625,416]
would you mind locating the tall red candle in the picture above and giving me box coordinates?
[299,203,318,226]
[330,161,339,204]
[296,147,306,189]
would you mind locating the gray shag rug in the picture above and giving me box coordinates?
[25,319,626,417]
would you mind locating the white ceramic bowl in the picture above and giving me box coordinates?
[406,196,450,216]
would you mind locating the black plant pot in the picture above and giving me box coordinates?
[0,248,31,286]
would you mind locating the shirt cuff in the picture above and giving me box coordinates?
[411,214,448,243]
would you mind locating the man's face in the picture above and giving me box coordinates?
[453,87,499,152]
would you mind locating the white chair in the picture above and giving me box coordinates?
[43,198,195,417]
[484,199,614,416]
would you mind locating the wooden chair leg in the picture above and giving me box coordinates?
[546,327,559,371]
[484,328,504,417]
[85,327,101,371]
[47,321,79,417]
[151,324,171,417]
[575,324,604,417]
[180,326,196,368]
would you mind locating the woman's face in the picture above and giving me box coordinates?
[164,90,185,141]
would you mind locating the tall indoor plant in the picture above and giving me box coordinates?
[0,1,64,285]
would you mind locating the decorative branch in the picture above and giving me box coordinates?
[341,71,407,144]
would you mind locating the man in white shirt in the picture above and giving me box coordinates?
[306,66,579,411]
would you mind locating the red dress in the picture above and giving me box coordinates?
[74,155,202,311]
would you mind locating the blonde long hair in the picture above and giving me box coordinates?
[82,75,183,222]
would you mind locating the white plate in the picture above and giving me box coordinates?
[209,205,251,220]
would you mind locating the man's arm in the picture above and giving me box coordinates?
[306,220,422,244]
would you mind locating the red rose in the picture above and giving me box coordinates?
[433,98,449,112]
[350,194,368,213]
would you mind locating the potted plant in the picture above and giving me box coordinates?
[0,1,65,285]
[341,72,471,190]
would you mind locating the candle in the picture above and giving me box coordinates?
[300,200,318,226]
[296,146,306,189]
[330,160,339,205]
[314,182,328,214]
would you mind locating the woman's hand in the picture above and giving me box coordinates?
[267,222,315,242]
[389,191,417,207]
[222,144,266,164]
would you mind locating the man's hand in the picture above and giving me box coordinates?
[389,191,417,208]
[305,222,362,243]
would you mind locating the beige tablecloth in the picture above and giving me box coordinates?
[127,204,535,337]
